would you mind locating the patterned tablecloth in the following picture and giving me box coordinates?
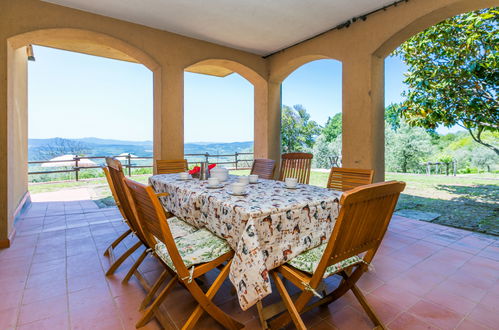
[149,174,342,310]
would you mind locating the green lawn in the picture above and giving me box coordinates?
[28,171,498,235]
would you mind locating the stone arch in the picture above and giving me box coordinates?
[8,28,160,70]
[374,0,497,58]
[184,58,271,159]
[269,54,337,84]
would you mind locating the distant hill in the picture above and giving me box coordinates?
[28,137,253,160]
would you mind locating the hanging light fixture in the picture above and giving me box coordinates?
[26,45,35,61]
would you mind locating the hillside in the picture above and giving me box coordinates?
[28,137,253,160]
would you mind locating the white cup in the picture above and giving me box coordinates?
[249,174,259,183]
[238,176,250,185]
[231,182,246,195]
[285,177,298,188]
[208,177,219,187]
[179,172,189,180]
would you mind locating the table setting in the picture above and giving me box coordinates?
[149,167,342,310]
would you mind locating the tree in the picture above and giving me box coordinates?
[385,121,433,173]
[313,134,342,168]
[385,103,402,130]
[322,113,342,142]
[281,104,321,153]
[394,8,499,155]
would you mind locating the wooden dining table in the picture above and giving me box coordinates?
[149,174,342,311]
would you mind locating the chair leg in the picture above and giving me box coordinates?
[270,272,307,330]
[105,241,141,276]
[256,301,269,330]
[351,284,385,329]
[104,228,132,256]
[136,276,178,328]
[182,261,243,330]
[122,248,149,284]
[140,269,169,310]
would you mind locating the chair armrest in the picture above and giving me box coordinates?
[155,192,169,197]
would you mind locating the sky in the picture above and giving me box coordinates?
[28,45,457,142]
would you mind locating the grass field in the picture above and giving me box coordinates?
[28,171,498,235]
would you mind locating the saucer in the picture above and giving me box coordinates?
[227,190,248,196]
[207,184,223,189]
[285,186,298,189]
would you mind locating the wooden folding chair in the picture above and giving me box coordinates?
[250,158,276,180]
[278,152,313,184]
[155,159,188,174]
[261,181,405,329]
[102,166,133,263]
[327,167,374,191]
[104,157,174,283]
[122,177,244,329]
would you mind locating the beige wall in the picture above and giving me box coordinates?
[7,45,29,240]
[1,0,497,245]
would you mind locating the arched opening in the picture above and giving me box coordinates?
[280,58,342,186]
[183,59,268,171]
[382,7,498,235]
[4,28,160,244]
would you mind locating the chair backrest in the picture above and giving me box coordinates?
[122,177,190,277]
[155,159,188,174]
[278,152,313,184]
[102,166,126,220]
[327,167,374,191]
[314,181,405,280]
[105,157,147,244]
[250,158,276,180]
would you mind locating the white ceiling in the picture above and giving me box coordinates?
[42,0,395,56]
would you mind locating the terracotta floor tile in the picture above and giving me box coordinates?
[360,293,404,324]
[467,303,499,329]
[22,280,67,305]
[0,307,19,330]
[0,290,23,312]
[16,312,68,330]
[25,269,66,289]
[424,287,477,316]
[323,305,373,330]
[356,271,385,293]
[434,276,488,303]
[68,286,114,312]
[455,318,490,330]
[18,294,68,325]
[408,299,464,329]
[29,258,66,275]
[388,312,439,330]
[371,284,421,310]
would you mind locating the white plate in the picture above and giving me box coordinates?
[284,186,298,189]
[207,184,224,189]
[227,190,248,196]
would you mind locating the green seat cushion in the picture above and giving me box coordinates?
[167,217,198,239]
[155,228,231,272]
[287,243,363,278]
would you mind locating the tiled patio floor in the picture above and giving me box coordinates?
[1,197,498,330]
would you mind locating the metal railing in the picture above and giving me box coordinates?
[28,152,254,182]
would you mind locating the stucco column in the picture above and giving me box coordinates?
[254,79,281,160]
[265,81,282,176]
[342,55,385,182]
[157,65,184,162]
[0,42,8,245]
